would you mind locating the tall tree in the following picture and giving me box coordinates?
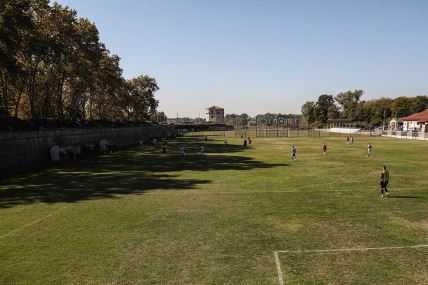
[314,94,335,123]
[391,96,411,118]
[334,89,363,119]
[127,75,159,121]
[301,101,315,124]
[409,96,428,114]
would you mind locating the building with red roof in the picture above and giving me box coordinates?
[400,108,428,132]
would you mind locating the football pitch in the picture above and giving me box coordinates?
[0,136,427,284]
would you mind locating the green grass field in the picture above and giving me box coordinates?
[1,136,427,284]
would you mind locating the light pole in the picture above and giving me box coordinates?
[383,109,386,131]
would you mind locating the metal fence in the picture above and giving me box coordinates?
[383,130,428,141]
[184,128,383,138]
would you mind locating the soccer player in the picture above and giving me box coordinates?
[322,142,327,156]
[248,137,252,148]
[179,145,186,160]
[200,145,206,159]
[380,165,390,197]
[350,136,354,145]
[291,145,297,161]
[367,143,373,157]
[346,136,349,146]
[161,144,167,158]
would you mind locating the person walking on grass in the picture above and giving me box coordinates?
[367,142,373,157]
[346,136,349,146]
[200,145,206,160]
[291,145,297,162]
[179,145,186,160]
[322,142,327,156]
[248,137,252,148]
[161,144,167,159]
[244,139,247,149]
[380,165,390,197]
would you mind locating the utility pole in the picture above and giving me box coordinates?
[383,109,386,131]
[255,115,258,138]
[276,115,279,137]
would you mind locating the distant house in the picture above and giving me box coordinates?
[388,118,402,131]
[400,108,428,132]
[205,106,224,123]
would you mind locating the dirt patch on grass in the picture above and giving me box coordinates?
[391,216,428,231]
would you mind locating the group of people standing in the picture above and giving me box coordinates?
[243,137,252,149]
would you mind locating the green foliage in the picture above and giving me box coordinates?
[335,89,363,119]
[315,94,335,123]
[391,97,411,118]
[301,101,315,124]
[224,113,249,126]
[0,0,160,126]
[301,90,428,127]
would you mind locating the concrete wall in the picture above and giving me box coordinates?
[0,126,175,171]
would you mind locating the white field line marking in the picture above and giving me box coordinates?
[145,180,367,195]
[0,206,68,240]
[277,244,428,253]
[274,251,285,285]
[274,244,428,285]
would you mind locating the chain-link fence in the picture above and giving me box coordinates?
[183,127,382,138]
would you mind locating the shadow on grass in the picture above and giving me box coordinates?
[0,140,287,208]
[388,195,424,199]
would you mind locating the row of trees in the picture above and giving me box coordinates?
[0,0,160,127]
[224,113,302,128]
[301,90,428,127]
[224,113,250,126]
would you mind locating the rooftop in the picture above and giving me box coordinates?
[401,109,428,123]
[206,106,224,110]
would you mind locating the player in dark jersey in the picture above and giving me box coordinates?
[291,145,297,161]
[322,142,327,156]
[380,165,390,197]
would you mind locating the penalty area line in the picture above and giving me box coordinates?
[274,251,285,285]
[277,244,428,253]
[274,244,428,284]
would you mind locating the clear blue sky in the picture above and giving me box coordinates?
[56,0,428,118]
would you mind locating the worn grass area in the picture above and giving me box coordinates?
[0,136,427,284]
[280,247,428,284]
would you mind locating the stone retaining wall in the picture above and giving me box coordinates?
[0,126,175,171]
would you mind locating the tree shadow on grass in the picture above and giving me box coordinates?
[0,142,287,208]
[0,172,210,208]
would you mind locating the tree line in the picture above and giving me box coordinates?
[0,0,161,128]
[301,90,428,127]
